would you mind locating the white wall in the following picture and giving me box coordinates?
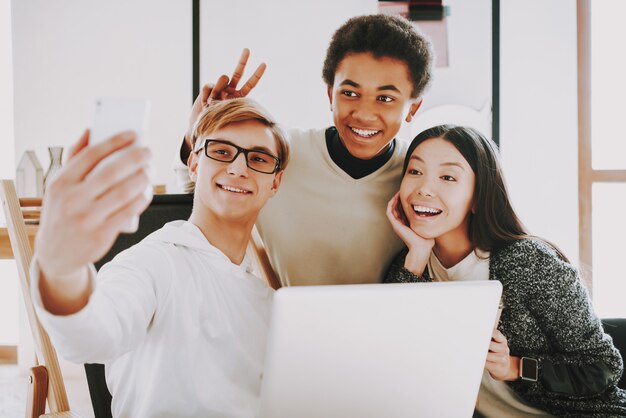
[11,0,494,189]
[200,0,492,144]
[200,0,378,131]
[408,0,492,141]
[9,0,579,265]
[419,0,492,112]
[0,0,19,346]
[500,0,579,264]
[12,0,191,191]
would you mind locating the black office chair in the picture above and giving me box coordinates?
[86,193,194,418]
[602,318,626,390]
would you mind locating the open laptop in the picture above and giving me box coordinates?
[259,281,502,418]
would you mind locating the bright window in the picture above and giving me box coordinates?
[592,184,626,317]
[587,0,626,317]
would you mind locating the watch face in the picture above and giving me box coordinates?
[520,357,538,382]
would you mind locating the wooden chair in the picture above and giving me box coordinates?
[0,179,83,418]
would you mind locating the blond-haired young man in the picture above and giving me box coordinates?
[32,98,289,418]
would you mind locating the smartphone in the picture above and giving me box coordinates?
[91,97,152,233]
[91,97,151,144]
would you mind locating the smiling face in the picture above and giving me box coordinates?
[327,53,421,160]
[188,120,283,223]
[399,137,475,245]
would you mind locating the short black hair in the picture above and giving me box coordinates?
[322,14,433,98]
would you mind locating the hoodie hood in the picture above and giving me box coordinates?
[145,220,209,250]
[143,220,253,273]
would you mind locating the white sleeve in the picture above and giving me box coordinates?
[30,247,165,364]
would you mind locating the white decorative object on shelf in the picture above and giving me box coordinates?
[16,150,44,197]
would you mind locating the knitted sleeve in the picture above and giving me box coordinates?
[384,248,432,284]
[506,241,624,399]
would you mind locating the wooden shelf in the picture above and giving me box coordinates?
[0,224,37,259]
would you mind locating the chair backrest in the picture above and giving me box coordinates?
[602,318,626,390]
[85,193,280,417]
[0,179,71,414]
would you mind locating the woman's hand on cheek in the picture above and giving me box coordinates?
[386,192,434,276]
[485,329,520,381]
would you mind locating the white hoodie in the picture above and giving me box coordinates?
[31,220,274,418]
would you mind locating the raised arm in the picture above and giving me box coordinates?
[35,130,152,315]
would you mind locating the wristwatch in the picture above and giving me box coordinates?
[519,357,539,382]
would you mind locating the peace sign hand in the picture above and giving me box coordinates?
[185,48,266,150]
[211,48,266,101]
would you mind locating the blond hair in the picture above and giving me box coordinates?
[192,98,290,170]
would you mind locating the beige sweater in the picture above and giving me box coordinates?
[256,128,407,286]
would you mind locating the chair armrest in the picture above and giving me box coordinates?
[26,366,48,418]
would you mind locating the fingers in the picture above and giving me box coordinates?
[190,83,215,111]
[102,187,152,234]
[489,339,508,354]
[210,75,230,100]
[238,62,266,97]
[386,192,407,227]
[200,83,214,103]
[486,352,503,363]
[82,146,151,200]
[67,130,90,160]
[388,192,399,213]
[386,193,401,224]
[90,166,151,225]
[395,193,410,225]
[60,132,137,184]
[491,329,506,344]
[228,48,250,89]
[488,331,509,356]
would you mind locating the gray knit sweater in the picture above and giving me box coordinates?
[385,238,626,417]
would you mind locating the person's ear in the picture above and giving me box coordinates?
[327,86,334,111]
[270,170,284,196]
[187,151,199,182]
[405,98,423,123]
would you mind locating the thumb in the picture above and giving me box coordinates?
[200,83,215,104]
[209,75,230,100]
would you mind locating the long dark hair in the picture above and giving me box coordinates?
[403,125,537,255]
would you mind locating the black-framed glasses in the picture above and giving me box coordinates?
[195,139,281,174]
